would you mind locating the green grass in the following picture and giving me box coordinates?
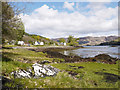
[2,61,32,74]
[2,48,119,88]
[3,69,119,88]
[2,48,52,79]
[49,62,119,88]
[50,62,118,75]
[3,45,17,47]
[2,48,53,62]
[4,72,81,88]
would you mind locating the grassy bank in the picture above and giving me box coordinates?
[2,48,120,88]
[50,62,119,88]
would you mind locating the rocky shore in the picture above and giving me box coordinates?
[29,47,119,64]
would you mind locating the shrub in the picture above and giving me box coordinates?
[53,58,65,63]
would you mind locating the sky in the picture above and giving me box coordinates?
[18,2,118,39]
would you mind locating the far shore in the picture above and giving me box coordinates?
[3,45,83,50]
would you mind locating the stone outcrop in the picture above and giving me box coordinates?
[93,54,118,64]
[32,63,59,78]
[11,63,59,78]
[11,69,32,78]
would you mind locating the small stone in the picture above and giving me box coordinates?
[78,66,84,69]
[40,60,51,64]
[34,81,37,86]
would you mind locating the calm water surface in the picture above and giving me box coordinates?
[60,46,120,58]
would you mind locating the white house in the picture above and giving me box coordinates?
[34,41,40,45]
[63,42,66,46]
[40,42,44,45]
[34,41,44,45]
[59,42,66,46]
[18,41,24,45]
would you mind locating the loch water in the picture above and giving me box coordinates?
[60,46,120,59]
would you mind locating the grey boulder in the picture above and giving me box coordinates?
[11,63,59,78]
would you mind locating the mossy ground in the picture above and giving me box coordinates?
[1,47,120,88]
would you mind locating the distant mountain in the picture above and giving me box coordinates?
[52,36,118,45]
[78,36,118,45]
[99,37,120,45]
[52,38,68,42]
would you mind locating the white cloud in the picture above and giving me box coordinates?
[86,2,107,11]
[86,2,118,19]
[20,3,118,39]
[63,2,74,11]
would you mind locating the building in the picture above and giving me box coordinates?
[34,41,40,45]
[63,42,66,46]
[40,42,44,45]
[59,42,66,46]
[34,41,44,45]
[18,41,24,45]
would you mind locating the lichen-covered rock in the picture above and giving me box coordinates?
[11,63,59,78]
[32,63,59,77]
[11,69,32,78]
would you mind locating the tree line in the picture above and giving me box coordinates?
[59,35,79,46]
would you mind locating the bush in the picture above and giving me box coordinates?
[68,41,79,46]
[53,58,65,63]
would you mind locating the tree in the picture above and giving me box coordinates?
[76,38,80,41]
[59,38,65,43]
[67,35,74,43]
[28,40,33,45]
[2,2,25,43]
[67,35,79,46]
[16,21,25,41]
[49,40,54,45]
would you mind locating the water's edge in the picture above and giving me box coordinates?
[59,46,120,59]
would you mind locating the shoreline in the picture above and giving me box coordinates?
[29,47,119,64]
[3,46,83,50]
[3,45,119,64]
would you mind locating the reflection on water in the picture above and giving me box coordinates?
[60,46,120,58]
